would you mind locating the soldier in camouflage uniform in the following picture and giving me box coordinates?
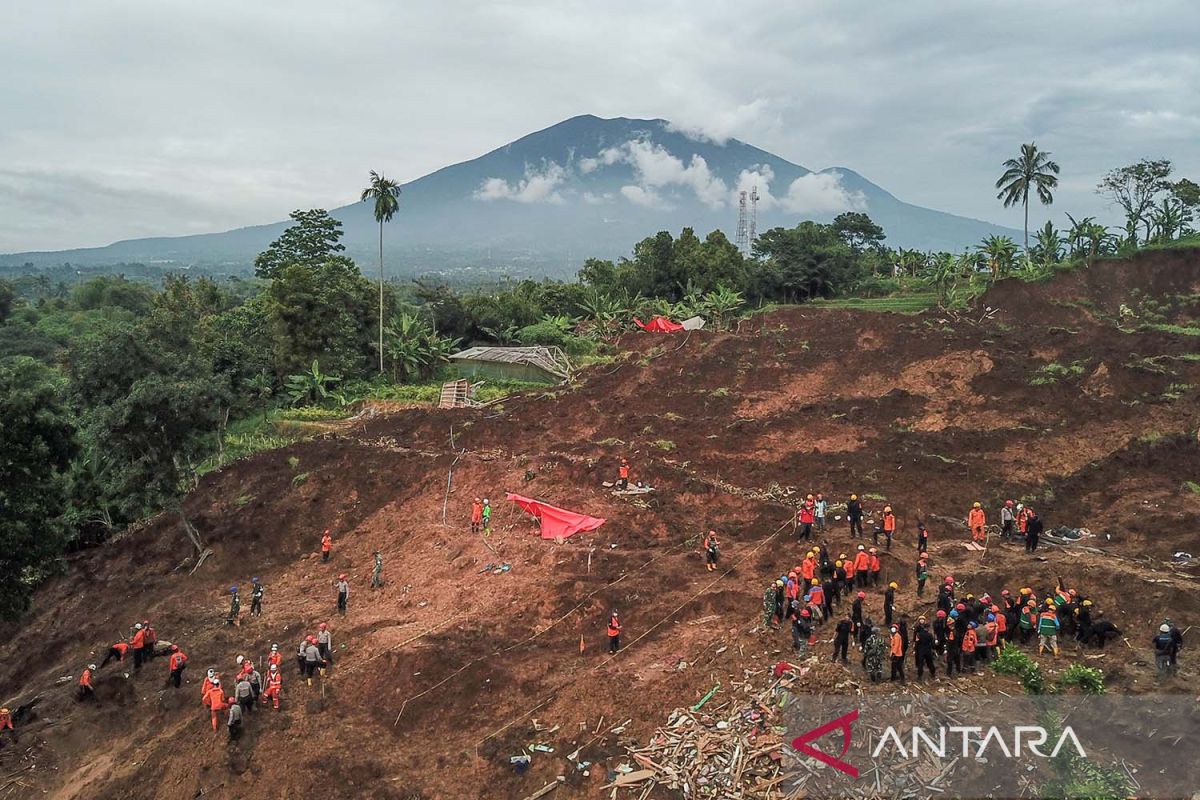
[863,627,887,682]
[763,580,782,627]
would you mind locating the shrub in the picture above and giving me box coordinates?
[1054,663,1106,695]
[991,648,1044,694]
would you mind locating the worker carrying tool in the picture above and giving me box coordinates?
[317,622,334,664]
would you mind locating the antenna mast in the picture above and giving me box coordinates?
[735,190,749,255]
[748,185,759,253]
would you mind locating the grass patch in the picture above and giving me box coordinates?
[1054,663,1106,695]
[662,412,684,422]
[710,387,731,398]
[291,472,310,487]
[1183,481,1200,495]
[1143,322,1200,336]
[1029,360,1088,385]
[276,406,350,422]
[652,439,677,451]
[807,293,938,314]
[1161,382,1194,401]
[991,648,1044,694]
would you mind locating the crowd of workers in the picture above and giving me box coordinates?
[42,527,382,746]
[761,493,1183,682]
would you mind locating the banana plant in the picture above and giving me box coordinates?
[284,360,341,406]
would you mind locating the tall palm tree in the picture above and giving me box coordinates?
[995,143,1060,255]
[361,170,403,373]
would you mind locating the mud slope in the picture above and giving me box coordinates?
[2,249,1199,799]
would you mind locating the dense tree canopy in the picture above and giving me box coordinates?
[253,208,353,279]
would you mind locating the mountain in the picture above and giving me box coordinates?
[1,115,1020,276]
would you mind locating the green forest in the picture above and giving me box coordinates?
[1,153,1197,619]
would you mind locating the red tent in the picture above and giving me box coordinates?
[505,493,606,540]
[633,315,685,333]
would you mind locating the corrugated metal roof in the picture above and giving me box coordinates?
[449,345,570,378]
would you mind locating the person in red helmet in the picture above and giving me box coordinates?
[303,638,326,685]
[166,645,188,689]
[321,529,332,562]
[470,497,484,534]
[607,610,622,654]
[1000,499,1016,539]
[868,548,882,587]
[792,608,813,654]
[915,555,929,597]
[317,622,334,668]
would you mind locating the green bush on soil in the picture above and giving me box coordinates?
[277,406,351,421]
[1029,360,1088,385]
[1183,481,1200,495]
[991,648,1045,694]
[1054,663,1106,695]
[1039,710,1130,800]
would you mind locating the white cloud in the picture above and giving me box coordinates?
[620,185,668,209]
[733,164,778,210]
[780,171,866,214]
[578,157,599,174]
[581,191,612,204]
[474,161,567,204]
[666,99,783,145]
[598,139,728,209]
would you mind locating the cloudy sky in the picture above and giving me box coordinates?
[1,0,1197,252]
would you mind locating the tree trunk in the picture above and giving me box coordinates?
[1023,199,1030,254]
[378,221,385,374]
[178,507,204,556]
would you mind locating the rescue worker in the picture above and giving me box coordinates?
[991,607,1008,652]
[268,643,283,672]
[297,638,309,675]
[800,551,817,588]
[167,645,188,689]
[821,575,836,620]
[335,574,350,615]
[933,609,948,655]
[1017,503,1030,540]
[853,546,870,588]
[916,521,929,554]
[1037,601,1060,656]
[783,572,799,621]
[227,696,243,741]
[262,664,283,710]
[945,610,962,676]
[868,548,882,587]
[968,502,986,544]
[205,680,226,731]
[847,494,864,538]
[481,498,492,533]
[131,622,147,670]
[607,610,622,654]
[962,622,978,672]
[1163,619,1184,669]
[703,531,720,572]
[303,639,326,685]
[234,675,255,715]
[78,665,96,702]
[1025,508,1043,553]
[858,615,874,652]
[832,615,852,663]
[1000,500,1016,539]
[833,557,848,598]
[470,497,484,534]
[371,551,384,588]
[914,618,936,680]
[937,577,954,615]
[806,579,825,623]
[1019,600,1038,645]
[317,622,334,665]
[864,627,887,682]
[226,585,241,627]
[763,580,781,627]
[1085,613,1121,649]
[617,458,630,490]
[884,582,897,627]
[845,587,865,632]
[889,625,905,682]
[792,608,813,654]
[881,506,896,550]
[797,496,816,541]
[250,577,264,616]
[814,492,828,534]
[321,529,332,562]
[247,663,263,702]
[915,557,929,597]
[99,640,131,668]
[772,579,786,625]
[843,550,858,587]
[142,620,157,660]
[1154,624,1178,677]
[0,708,11,734]
[1074,600,1094,644]
[980,615,998,662]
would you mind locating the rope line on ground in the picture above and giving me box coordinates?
[472,513,795,750]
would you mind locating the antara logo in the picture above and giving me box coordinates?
[790,710,860,778]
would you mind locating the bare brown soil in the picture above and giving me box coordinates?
[2,250,1200,799]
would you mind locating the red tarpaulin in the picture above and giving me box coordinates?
[633,315,685,333]
[505,493,606,540]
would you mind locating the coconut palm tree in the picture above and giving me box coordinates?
[361,171,403,374]
[995,143,1060,256]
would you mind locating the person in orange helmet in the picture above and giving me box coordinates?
[703,530,720,572]
[470,497,483,534]
[321,529,332,562]
[868,548,882,587]
[617,458,630,491]
[881,506,896,551]
[968,502,986,544]
[335,574,350,616]
[889,625,906,682]
[166,645,188,689]
[853,546,870,588]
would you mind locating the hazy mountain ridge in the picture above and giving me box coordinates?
[1,115,1019,276]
